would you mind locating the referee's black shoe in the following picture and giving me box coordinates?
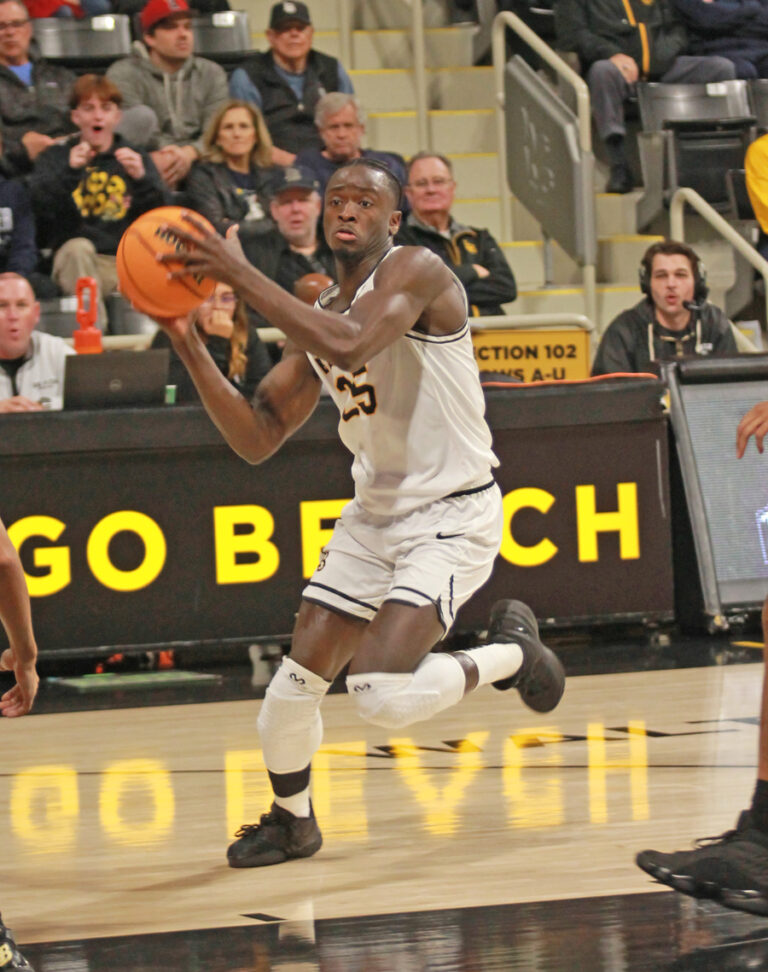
[227,801,323,868]
[488,599,565,713]
[0,916,34,971]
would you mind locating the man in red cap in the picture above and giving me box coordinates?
[106,0,229,187]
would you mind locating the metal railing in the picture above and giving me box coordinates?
[669,187,768,308]
[255,312,594,345]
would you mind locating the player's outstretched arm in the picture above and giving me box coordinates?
[160,313,321,464]
[0,516,39,717]
[737,401,768,458]
[162,217,462,372]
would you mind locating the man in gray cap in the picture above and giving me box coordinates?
[240,165,335,310]
[229,1,354,165]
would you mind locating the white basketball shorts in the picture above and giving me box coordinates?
[302,481,503,635]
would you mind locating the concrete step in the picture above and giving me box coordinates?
[367,108,495,157]
[352,28,475,69]
[510,285,639,335]
[349,66,495,113]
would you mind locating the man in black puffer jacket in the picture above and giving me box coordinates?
[555,0,736,193]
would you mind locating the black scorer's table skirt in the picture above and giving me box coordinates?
[0,379,673,656]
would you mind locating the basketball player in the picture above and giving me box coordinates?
[635,401,768,916]
[0,513,39,969]
[153,158,566,867]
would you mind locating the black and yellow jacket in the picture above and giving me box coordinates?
[395,214,517,317]
[554,0,687,79]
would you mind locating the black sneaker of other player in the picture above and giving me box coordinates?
[0,916,34,971]
[488,599,565,712]
[227,801,323,868]
[636,811,768,915]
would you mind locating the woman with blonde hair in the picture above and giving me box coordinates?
[151,281,272,403]
[185,100,279,242]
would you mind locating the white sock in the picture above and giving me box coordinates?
[458,641,523,686]
[274,788,311,818]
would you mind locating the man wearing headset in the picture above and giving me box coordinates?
[591,239,738,376]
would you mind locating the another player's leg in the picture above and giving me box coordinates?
[0,914,34,971]
[635,595,768,914]
[227,602,365,868]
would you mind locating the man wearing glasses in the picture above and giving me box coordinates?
[395,152,517,318]
[0,0,76,175]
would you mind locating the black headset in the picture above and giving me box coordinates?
[638,249,709,306]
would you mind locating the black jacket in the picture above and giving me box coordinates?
[591,297,738,374]
[241,227,335,318]
[151,326,271,402]
[236,49,343,154]
[185,159,277,240]
[554,0,687,77]
[29,133,168,255]
[0,54,76,175]
[395,215,516,316]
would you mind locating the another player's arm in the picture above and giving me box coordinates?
[162,316,321,464]
[737,401,768,458]
[0,515,39,717]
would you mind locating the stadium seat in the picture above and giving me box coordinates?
[32,15,132,73]
[190,11,250,71]
[635,80,756,227]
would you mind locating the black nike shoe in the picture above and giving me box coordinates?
[487,599,565,713]
[0,916,34,971]
[227,802,323,868]
[636,810,768,916]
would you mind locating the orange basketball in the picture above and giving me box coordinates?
[116,206,217,318]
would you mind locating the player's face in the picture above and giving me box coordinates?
[267,21,313,62]
[215,107,257,162]
[146,16,194,62]
[319,104,364,162]
[324,167,400,258]
[0,277,39,360]
[270,188,322,247]
[71,95,121,151]
[0,2,31,67]
[649,254,696,318]
[405,156,455,218]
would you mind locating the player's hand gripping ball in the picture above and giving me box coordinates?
[116,206,217,317]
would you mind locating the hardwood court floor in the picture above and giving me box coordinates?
[4,652,768,970]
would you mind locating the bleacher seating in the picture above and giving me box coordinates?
[635,80,756,226]
[32,14,132,73]
[190,10,250,71]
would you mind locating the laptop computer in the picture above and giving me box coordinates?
[64,349,170,410]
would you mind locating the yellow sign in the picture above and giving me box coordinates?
[471,328,590,383]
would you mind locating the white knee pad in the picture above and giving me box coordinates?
[257,656,330,774]
[346,653,466,729]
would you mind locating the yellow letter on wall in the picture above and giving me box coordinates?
[7,516,70,596]
[214,505,279,584]
[87,511,166,591]
[300,499,349,578]
[500,488,558,567]
[576,483,640,562]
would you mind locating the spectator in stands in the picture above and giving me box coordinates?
[25,0,111,20]
[29,74,168,328]
[110,0,229,15]
[0,0,76,175]
[396,152,517,317]
[746,132,768,260]
[185,100,278,243]
[0,271,73,411]
[554,0,737,194]
[151,280,271,401]
[672,0,768,79]
[106,0,229,188]
[294,93,407,203]
[240,164,334,316]
[591,239,738,374]
[229,1,354,166]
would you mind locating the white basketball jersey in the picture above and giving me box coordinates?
[308,247,498,516]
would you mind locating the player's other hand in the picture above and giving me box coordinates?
[0,648,39,717]
[737,400,768,458]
